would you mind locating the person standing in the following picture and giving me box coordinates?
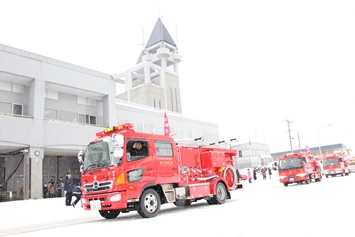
[43,183,48,198]
[48,181,55,198]
[56,176,64,197]
[64,172,74,206]
[253,168,257,181]
[268,167,272,179]
[236,169,240,183]
[71,184,82,208]
[247,169,252,183]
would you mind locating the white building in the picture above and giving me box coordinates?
[0,18,220,200]
[232,142,273,170]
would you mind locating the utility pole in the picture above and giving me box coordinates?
[285,119,293,152]
[297,130,301,152]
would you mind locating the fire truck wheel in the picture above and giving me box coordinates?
[98,210,120,219]
[214,182,227,204]
[305,178,309,184]
[137,189,161,218]
[283,183,288,187]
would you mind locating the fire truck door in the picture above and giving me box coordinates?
[154,140,179,183]
[125,139,156,198]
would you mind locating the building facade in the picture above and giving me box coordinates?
[0,19,220,200]
[232,142,273,170]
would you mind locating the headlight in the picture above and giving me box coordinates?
[279,176,286,179]
[110,194,121,202]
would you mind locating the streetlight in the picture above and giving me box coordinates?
[317,124,331,161]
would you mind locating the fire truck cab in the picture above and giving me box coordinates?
[348,159,355,173]
[278,152,322,187]
[78,123,238,219]
[322,153,349,178]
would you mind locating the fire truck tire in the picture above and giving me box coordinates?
[214,182,227,204]
[222,165,238,190]
[137,189,161,218]
[305,178,309,184]
[98,210,120,219]
[284,183,288,187]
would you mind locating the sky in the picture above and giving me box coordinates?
[1,0,355,153]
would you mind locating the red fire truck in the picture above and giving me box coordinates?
[77,123,238,219]
[322,152,349,178]
[278,152,322,187]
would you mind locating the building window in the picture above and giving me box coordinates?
[0,102,23,116]
[0,101,12,114]
[77,96,97,106]
[239,150,243,157]
[0,81,24,93]
[44,109,58,119]
[46,90,59,100]
[13,104,23,116]
[78,114,96,125]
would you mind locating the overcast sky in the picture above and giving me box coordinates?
[1,0,355,153]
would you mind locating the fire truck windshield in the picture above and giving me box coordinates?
[83,140,117,172]
[279,157,303,170]
[323,158,339,167]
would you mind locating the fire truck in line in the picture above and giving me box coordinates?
[348,158,355,173]
[322,152,349,178]
[77,123,239,219]
[278,152,322,187]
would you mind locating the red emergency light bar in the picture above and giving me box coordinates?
[283,152,304,157]
[96,123,134,137]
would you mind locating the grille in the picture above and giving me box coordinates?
[85,181,113,192]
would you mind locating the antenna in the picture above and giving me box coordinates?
[176,23,179,51]
[137,24,145,50]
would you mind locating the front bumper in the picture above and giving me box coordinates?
[81,191,127,211]
[279,175,307,183]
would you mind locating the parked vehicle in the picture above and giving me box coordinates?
[78,123,239,219]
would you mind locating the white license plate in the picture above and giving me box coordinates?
[90,200,101,210]
[289,178,294,181]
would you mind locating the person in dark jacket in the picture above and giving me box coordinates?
[64,172,74,206]
[56,176,64,197]
[71,185,82,208]
[253,168,257,181]
[236,169,240,183]
[268,167,272,179]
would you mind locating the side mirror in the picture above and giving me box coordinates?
[114,148,123,158]
[78,150,85,163]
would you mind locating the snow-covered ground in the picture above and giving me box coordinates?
[1,173,354,237]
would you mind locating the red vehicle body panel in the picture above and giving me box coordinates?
[79,123,238,218]
[322,153,349,178]
[278,152,322,187]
